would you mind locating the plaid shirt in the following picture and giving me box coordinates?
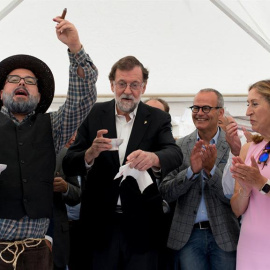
[0,47,97,240]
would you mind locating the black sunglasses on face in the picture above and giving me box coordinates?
[258,141,270,169]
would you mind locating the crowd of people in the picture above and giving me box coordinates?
[0,10,269,270]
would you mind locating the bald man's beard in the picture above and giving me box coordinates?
[2,92,39,114]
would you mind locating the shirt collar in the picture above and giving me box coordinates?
[196,127,220,145]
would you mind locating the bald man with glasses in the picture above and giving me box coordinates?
[159,88,240,270]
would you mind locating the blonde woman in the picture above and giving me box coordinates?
[230,80,270,270]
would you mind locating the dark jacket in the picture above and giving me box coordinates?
[63,100,183,251]
[52,147,81,268]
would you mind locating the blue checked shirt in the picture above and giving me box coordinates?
[187,129,220,224]
[0,47,97,240]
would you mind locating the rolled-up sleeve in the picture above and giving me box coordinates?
[50,46,98,155]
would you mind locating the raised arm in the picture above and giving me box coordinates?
[51,15,98,154]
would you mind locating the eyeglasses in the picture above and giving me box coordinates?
[189,105,222,114]
[113,81,144,91]
[258,141,270,169]
[6,75,38,85]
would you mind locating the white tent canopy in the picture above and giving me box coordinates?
[0,0,269,96]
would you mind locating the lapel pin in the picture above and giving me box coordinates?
[144,121,147,124]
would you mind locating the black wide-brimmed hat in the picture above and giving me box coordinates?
[0,54,55,114]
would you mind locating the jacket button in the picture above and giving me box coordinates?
[22,179,27,183]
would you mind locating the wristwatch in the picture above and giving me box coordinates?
[259,179,270,194]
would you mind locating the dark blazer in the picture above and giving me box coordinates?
[52,147,81,268]
[63,100,183,251]
[159,129,240,252]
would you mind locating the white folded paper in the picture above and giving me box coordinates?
[114,163,153,193]
[0,164,7,174]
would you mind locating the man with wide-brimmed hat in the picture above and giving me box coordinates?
[0,15,97,270]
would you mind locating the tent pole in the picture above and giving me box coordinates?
[0,0,24,21]
[210,0,270,54]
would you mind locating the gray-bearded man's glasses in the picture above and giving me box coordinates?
[113,81,144,91]
[6,75,38,85]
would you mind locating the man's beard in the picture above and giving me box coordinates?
[2,91,39,114]
[115,92,140,113]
